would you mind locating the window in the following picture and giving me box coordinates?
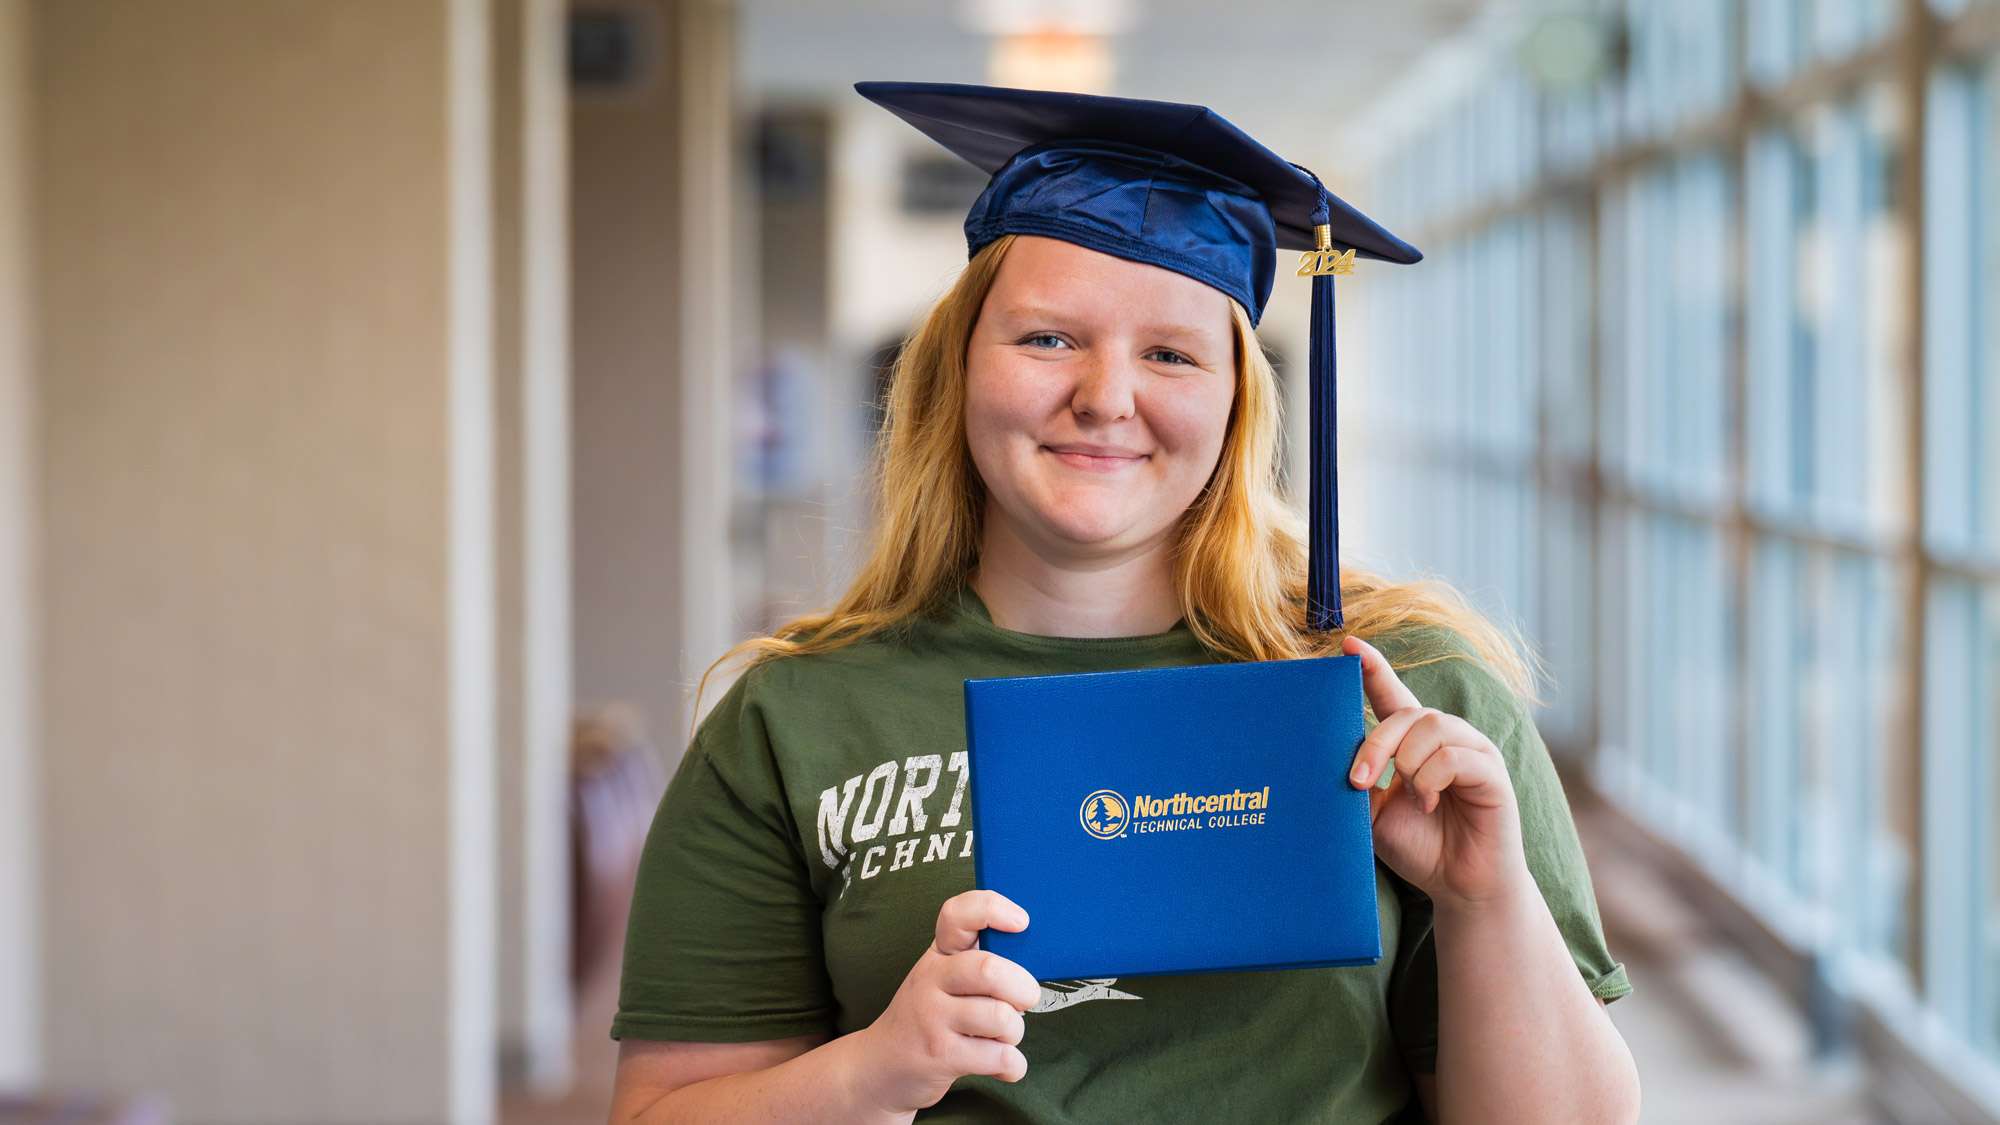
[1922,579,1998,1051]
[1348,0,2000,1091]
[1922,56,2000,1059]
[1924,64,2000,566]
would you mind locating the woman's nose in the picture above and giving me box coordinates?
[1069,353,1138,423]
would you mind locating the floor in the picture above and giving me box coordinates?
[499,937,626,1124]
[1574,796,1886,1124]
[502,793,1892,1125]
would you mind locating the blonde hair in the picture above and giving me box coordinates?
[691,234,1544,737]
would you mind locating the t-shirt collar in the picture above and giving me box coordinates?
[950,578,1195,652]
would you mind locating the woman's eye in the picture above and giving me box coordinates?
[1021,333,1070,350]
[1147,349,1193,366]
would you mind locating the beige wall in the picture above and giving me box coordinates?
[571,0,736,755]
[31,2,497,1120]
[0,0,38,1087]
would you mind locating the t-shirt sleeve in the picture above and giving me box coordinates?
[1383,643,1632,1075]
[610,669,838,1043]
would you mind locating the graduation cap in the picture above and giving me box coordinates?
[856,80,1422,632]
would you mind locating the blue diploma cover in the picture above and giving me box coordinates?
[965,655,1380,981]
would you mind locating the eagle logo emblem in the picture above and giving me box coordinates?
[1029,977,1142,1013]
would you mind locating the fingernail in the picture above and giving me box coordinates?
[1350,762,1370,785]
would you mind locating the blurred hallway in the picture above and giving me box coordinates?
[8,0,2000,1122]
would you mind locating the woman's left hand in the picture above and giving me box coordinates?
[1340,634,1532,909]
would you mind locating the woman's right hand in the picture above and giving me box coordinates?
[845,889,1042,1117]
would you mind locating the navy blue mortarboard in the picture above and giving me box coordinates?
[857,80,1423,633]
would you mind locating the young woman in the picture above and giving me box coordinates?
[607,84,1639,1124]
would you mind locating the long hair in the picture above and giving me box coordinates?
[690,234,1544,736]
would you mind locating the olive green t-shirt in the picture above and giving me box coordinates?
[612,582,1631,1122]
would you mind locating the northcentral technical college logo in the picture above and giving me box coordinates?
[1079,784,1274,840]
[1078,789,1129,839]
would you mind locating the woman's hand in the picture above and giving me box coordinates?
[1340,634,1532,909]
[845,889,1042,1119]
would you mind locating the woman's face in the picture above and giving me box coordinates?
[964,235,1237,561]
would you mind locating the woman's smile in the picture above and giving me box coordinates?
[1041,442,1151,472]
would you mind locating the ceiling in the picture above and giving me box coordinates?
[738,0,1507,164]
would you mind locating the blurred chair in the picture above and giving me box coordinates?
[569,703,667,992]
[0,1092,170,1125]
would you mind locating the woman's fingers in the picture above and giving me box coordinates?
[1393,713,1509,812]
[1348,704,1431,788]
[1408,744,1474,813]
[1368,770,1404,824]
[1355,705,1508,812]
[1342,635,1422,719]
[935,955,1035,1086]
[935,889,1029,955]
[941,948,1043,1012]
[980,1042,1030,1084]
[1342,634,1428,790]
[1382,710,1460,782]
[944,993,1028,1044]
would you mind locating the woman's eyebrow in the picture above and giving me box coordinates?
[995,304,1077,327]
[998,305,1221,345]
[1145,323,1223,345]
